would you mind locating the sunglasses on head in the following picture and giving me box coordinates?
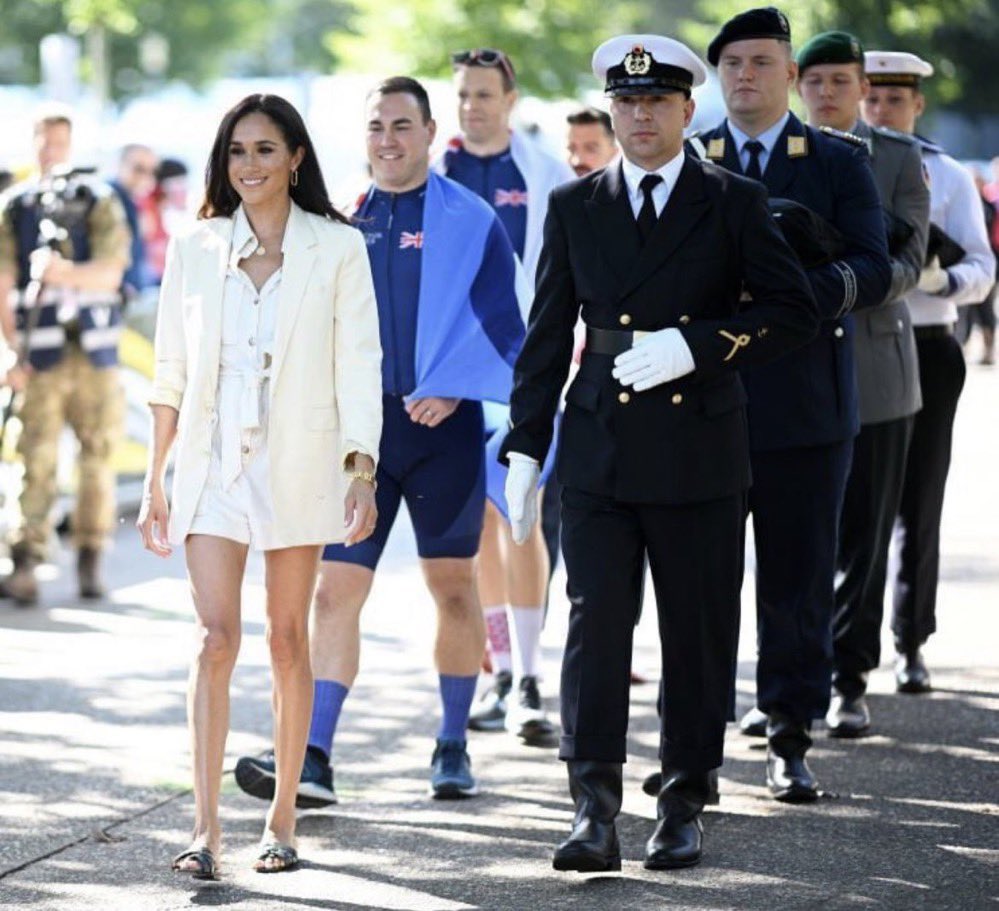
[451,48,516,84]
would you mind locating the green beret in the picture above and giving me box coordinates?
[796,31,864,73]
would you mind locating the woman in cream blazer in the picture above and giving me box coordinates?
[137,94,381,877]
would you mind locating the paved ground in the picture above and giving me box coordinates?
[1,364,997,911]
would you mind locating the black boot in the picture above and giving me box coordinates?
[827,672,871,738]
[78,547,107,599]
[644,768,707,870]
[552,761,622,873]
[766,714,819,803]
[895,646,931,694]
[0,543,40,606]
[642,767,719,805]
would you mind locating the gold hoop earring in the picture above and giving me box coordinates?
[290,169,299,187]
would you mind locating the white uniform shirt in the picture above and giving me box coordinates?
[620,148,686,218]
[906,149,996,326]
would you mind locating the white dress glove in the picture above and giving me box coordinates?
[611,327,695,391]
[505,452,540,545]
[917,256,950,295]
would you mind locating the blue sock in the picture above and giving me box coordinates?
[307,680,350,760]
[437,674,478,742]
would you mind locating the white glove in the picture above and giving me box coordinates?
[918,256,950,295]
[611,327,695,391]
[505,453,540,545]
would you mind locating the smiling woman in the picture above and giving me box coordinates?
[136,93,382,880]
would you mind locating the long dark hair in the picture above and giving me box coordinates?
[198,94,348,224]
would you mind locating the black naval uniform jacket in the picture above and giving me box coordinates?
[499,153,818,506]
[698,114,892,451]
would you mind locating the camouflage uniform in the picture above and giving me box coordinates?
[0,185,129,573]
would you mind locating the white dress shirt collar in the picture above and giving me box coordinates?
[229,205,290,270]
[620,149,686,218]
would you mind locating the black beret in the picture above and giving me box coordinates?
[796,31,864,73]
[707,7,792,67]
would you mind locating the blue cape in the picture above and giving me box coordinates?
[405,172,525,403]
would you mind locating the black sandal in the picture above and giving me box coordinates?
[171,847,218,880]
[253,842,299,873]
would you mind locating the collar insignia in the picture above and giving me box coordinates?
[707,137,726,160]
[787,135,808,157]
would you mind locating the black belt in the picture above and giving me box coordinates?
[585,326,650,356]
[913,324,953,340]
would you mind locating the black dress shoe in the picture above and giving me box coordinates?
[766,714,819,803]
[739,705,768,737]
[766,750,820,802]
[553,761,622,873]
[826,692,871,738]
[642,768,719,805]
[895,650,931,694]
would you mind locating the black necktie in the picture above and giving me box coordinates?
[637,173,663,244]
[743,140,765,181]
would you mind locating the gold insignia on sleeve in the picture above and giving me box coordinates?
[707,138,726,160]
[787,135,808,158]
[719,330,752,361]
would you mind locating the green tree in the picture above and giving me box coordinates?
[0,0,352,98]
[330,0,649,97]
[679,0,996,114]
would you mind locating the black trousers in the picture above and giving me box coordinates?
[750,440,854,723]
[833,415,914,697]
[541,476,562,578]
[558,486,745,770]
[892,332,967,650]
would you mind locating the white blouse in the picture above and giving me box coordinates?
[215,206,282,489]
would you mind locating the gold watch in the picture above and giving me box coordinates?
[349,470,377,489]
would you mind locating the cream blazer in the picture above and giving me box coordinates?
[150,201,382,547]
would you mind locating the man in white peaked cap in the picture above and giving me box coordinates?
[500,32,817,872]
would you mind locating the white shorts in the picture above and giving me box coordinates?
[188,446,280,551]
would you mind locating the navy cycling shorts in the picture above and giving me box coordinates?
[322,395,485,568]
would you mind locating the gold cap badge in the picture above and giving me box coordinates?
[623,45,652,75]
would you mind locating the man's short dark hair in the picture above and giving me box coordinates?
[566,107,614,138]
[367,76,433,124]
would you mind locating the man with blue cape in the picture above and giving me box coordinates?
[234,76,524,804]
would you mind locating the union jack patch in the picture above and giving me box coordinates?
[494,188,528,207]
[399,230,424,249]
